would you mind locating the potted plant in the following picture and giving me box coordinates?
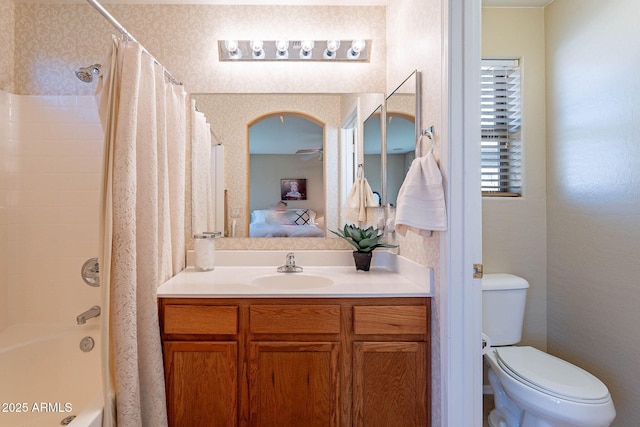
[330,224,398,271]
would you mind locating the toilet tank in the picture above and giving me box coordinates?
[482,273,529,346]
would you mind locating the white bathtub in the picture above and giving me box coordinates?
[0,324,102,427]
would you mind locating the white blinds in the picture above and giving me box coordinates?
[481,59,522,196]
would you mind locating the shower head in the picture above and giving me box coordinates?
[74,64,101,83]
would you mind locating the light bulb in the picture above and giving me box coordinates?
[323,40,340,59]
[276,40,289,59]
[224,40,242,59]
[299,40,315,59]
[347,40,366,59]
[250,40,264,59]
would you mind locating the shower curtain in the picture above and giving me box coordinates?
[191,100,212,234]
[97,36,187,427]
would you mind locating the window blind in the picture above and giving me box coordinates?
[481,59,522,196]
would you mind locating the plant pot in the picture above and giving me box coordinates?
[352,251,373,271]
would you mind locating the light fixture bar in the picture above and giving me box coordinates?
[218,39,371,62]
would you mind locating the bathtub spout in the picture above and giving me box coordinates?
[76,306,101,325]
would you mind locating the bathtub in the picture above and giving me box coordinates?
[0,323,102,427]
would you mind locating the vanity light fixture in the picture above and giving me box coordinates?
[218,39,370,62]
[323,40,340,59]
[299,40,315,59]
[224,40,242,59]
[347,40,366,60]
[250,40,265,59]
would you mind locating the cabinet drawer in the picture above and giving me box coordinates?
[250,305,340,334]
[353,306,427,335]
[164,305,238,335]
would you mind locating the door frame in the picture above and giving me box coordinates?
[440,0,483,425]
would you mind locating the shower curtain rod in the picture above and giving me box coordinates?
[85,0,182,86]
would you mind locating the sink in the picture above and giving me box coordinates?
[252,273,334,289]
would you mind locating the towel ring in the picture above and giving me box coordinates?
[416,129,434,157]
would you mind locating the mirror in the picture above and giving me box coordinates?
[192,93,383,238]
[363,105,383,206]
[385,71,421,206]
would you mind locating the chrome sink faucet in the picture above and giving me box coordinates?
[76,305,101,325]
[277,252,303,273]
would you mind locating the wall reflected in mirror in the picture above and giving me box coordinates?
[385,70,420,206]
[363,105,383,205]
[385,113,415,206]
[363,110,415,207]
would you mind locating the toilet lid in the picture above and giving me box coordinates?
[495,346,610,403]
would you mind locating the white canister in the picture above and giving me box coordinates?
[193,232,221,271]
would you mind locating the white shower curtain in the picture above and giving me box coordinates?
[190,100,212,234]
[97,36,187,427]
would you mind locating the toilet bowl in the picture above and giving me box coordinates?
[482,274,616,427]
[484,346,615,427]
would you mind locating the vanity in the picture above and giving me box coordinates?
[158,250,432,427]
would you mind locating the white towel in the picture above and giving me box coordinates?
[395,151,447,237]
[342,178,378,224]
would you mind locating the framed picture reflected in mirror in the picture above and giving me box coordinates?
[281,178,307,200]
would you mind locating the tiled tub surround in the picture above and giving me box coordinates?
[3,93,103,325]
[0,92,103,426]
[159,250,432,298]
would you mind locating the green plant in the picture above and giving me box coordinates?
[330,224,398,253]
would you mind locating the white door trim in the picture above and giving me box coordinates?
[440,0,483,425]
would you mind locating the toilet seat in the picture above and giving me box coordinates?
[494,346,610,404]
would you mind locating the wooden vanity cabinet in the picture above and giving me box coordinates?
[351,306,429,427]
[162,304,240,427]
[159,297,430,427]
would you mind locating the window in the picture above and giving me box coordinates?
[481,59,522,196]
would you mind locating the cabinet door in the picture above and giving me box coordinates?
[353,342,427,427]
[164,341,237,427]
[249,342,340,427]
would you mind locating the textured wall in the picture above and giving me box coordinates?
[546,0,640,425]
[387,1,442,425]
[482,8,547,350]
[13,3,385,95]
[0,0,15,93]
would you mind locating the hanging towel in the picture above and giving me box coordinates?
[342,177,378,224]
[395,150,447,237]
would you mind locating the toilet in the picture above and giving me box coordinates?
[482,274,616,427]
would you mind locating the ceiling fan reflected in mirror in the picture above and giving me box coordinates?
[296,148,323,161]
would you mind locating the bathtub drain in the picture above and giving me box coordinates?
[61,415,77,425]
[80,336,95,352]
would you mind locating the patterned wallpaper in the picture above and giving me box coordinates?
[12,3,386,95]
[0,0,14,93]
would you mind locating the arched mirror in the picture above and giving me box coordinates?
[248,113,326,238]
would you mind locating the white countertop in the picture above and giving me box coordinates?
[158,250,432,298]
